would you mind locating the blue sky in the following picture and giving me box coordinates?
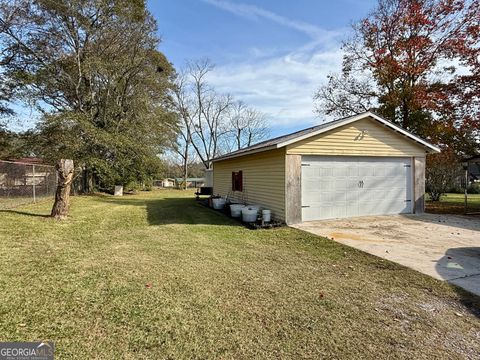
[149,0,376,136]
[7,0,376,136]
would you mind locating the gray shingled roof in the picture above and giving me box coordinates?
[212,113,362,161]
[212,111,440,162]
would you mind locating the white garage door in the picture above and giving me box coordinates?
[301,156,412,221]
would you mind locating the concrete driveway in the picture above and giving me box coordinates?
[292,214,480,296]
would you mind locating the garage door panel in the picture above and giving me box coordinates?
[332,167,349,177]
[301,156,412,221]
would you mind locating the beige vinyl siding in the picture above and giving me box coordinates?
[287,118,426,157]
[213,149,286,221]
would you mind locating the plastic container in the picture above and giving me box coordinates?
[242,206,259,223]
[262,209,271,223]
[114,185,123,196]
[230,204,245,218]
[246,204,261,212]
[212,198,226,210]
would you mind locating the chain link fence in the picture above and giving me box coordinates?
[0,160,57,209]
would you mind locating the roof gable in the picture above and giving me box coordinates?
[286,117,427,157]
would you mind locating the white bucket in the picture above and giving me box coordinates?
[246,204,261,212]
[114,185,123,196]
[230,204,245,218]
[262,209,271,223]
[212,198,226,210]
[242,206,259,223]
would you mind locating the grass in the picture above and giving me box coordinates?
[426,193,480,214]
[0,195,51,210]
[0,190,479,359]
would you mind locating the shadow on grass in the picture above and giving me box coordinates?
[0,210,51,218]
[91,195,238,226]
[427,201,480,215]
[436,247,480,319]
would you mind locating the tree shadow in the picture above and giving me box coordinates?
[0,210,51,218]
[435,247,480,318]
[91,195,239,226]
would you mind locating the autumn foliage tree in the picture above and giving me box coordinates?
[315,0,479,151]
[314,0,479,200]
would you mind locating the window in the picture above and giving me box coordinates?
[232,171,243,192]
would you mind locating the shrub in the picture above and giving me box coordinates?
[426,149,463,201]
[468,183,480,194]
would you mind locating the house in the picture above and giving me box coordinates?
[175,177,205,188]
[154,178,175,187]
[212,111,440,224]
[7,157,45,165]
[464,155,480,182]
[0,158,56,197]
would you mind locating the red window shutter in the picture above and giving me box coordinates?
[238,171,243,192]
[231,171,243,192]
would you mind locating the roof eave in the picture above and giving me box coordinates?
[212,144,278,162]
[212,111,440,161]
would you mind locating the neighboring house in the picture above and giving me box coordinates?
[212,111,440,224]
[175,178,205,188]
[464,155,480,182]
[157,178,175,187]
[0,158,51,187]
[7,157,45,165]
[0,158,55,196]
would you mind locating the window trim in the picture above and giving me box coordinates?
[231,171,243,192]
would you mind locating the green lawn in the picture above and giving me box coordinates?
[427,193,480,214]
[0,195,54,210]
[0,190,479,359]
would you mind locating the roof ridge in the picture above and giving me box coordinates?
[213,113,363,161]
[212,111,439,162]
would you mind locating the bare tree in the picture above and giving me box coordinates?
[228,101,269,151]
[171,59,270,171]
[172,71,196,189]
[187,59,233,169]
[313,73,377,118]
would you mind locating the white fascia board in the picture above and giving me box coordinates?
[367,113,441,153]
[211,144,278,162]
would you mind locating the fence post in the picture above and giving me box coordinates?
[32,164,36,203]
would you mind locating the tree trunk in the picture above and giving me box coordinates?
[51,159,75,219]
[183,143,188,190]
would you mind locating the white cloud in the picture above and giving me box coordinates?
[202,0,349,128]
[209,46,344,127]
[202,0,340,41]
